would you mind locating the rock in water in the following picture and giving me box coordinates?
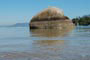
[29,7,74,29]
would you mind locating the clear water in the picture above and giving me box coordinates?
[0,26,90,60]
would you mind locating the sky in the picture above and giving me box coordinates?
[0,0,90,25]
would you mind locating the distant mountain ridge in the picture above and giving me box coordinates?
[10,23,29,27]
[0,23,29,27]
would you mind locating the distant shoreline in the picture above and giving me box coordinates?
[0,23,90,27]
[0,23,29,27]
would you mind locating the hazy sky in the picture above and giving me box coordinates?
[0,0,90,25]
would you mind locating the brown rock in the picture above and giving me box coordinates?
[29,7,74,29]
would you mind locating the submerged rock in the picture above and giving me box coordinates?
[29,7,74,29]
[30,29,73,37]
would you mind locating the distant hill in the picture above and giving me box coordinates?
[9,23,29,27]
[0,23,29,27]
[72,14,90,26]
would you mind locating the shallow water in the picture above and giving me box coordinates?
[0,26,90,60]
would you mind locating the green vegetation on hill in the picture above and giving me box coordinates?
[72,15,90,26]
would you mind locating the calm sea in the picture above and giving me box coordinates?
[0,26,90,60]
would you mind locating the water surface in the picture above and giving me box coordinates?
[0,26,90,60]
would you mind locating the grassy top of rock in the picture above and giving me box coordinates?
[31,7,69,22]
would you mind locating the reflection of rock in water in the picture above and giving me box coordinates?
[32,40,66,58]
[33,40,65,46]
[30,28,74,37]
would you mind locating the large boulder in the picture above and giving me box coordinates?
[29,7,74,29]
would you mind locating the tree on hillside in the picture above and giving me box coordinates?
[72,14,90,26]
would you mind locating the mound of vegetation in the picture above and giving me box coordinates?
[72,15,90,26]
